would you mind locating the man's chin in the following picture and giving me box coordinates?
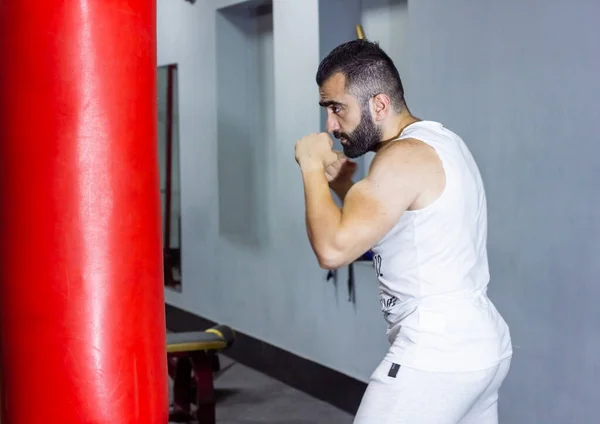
[342,146,366,159]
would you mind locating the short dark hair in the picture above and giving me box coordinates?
[316,39,405,111]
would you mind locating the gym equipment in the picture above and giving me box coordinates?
[167,325,235,424]
[356,24,366,39]
[0,1,168,423]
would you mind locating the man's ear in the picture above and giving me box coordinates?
[371,93,392,121]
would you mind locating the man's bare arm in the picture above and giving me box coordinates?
[302,139,436,269]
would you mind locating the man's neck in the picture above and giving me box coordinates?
[373,112,420,153]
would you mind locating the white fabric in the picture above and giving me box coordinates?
[353,357,512,424]
[371,120,512,372]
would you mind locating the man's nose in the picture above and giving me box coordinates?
[326,114,340,134]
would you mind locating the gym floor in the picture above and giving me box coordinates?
[168,354,354,424]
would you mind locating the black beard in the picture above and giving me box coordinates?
[333,106,381,158]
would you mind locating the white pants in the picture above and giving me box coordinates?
[353,357,511,424]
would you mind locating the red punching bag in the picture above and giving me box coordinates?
[0,1,169,423]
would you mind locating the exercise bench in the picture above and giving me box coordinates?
[167,325,235,423]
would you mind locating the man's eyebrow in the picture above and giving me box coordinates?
[319,100,344,108]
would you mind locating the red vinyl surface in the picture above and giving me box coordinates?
[0,1,169,422]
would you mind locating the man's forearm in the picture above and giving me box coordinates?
[300,164,342,264]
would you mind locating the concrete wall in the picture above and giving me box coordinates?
[408,1,600,422]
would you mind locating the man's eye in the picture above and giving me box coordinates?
[332,106,341,114]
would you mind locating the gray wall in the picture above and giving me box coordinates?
[158,0,600,422]
[408,1,600,422]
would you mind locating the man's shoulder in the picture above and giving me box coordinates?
[370,137,441,175]
[365,137,445,201]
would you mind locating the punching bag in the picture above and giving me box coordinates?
[0,1,169,423]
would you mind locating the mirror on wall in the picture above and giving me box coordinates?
[157,63,182,291]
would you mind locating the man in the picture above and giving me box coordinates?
[294,40,513,423]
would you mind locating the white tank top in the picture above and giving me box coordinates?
[371,120,512,372]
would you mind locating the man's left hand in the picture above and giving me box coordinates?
[294,132,339,170]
